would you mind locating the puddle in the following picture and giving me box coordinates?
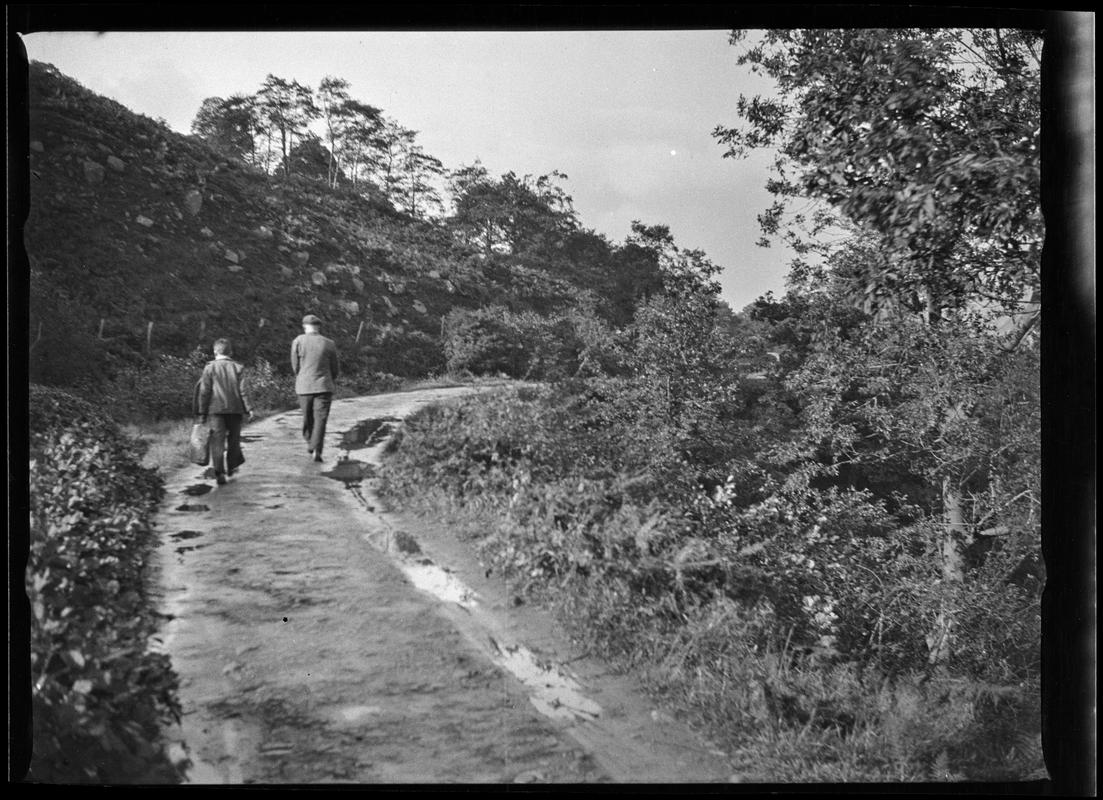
[321,457,374,488]
[335,705,383,723]
[181,484,213,496]
[340,417,400,451]
[169,530,204,541]
[398,561,479,609]
[240,434,264,442]
[176,504,210,512]
[175,544,206,555]
[488,639,602,723]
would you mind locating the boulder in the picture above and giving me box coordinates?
[293,251,310,266]
[29,141,44,153]
[227,264,243,273]
[82,160,105,184]
[224,249,239,264]
[199,227,214,238]
[412,300,427,314]
[280,266,294,278]
[338,300,360,316]
[136,215,154,227]
[106,155,126,172]
[183,190,203,215]
[253,225,274,239]
[351,277,364,292]
[311,271,327,286]
[428,269,441,279]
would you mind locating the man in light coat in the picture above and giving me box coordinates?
[291,314,340,462]
[198,338,255,485]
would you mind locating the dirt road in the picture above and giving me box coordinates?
[151,387,735,784]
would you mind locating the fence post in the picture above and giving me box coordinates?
[146,321,154,354]
[355,320,365,344]
[98,318,105,340]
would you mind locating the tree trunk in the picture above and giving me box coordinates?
[927,476,966,664]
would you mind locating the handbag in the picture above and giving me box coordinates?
[187,422,211,466]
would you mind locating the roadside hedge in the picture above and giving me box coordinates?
[26,385,184,783]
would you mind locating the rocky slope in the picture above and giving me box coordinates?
[23,61,601,387]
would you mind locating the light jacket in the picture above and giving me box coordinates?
[198,356,251,416]
[291,331,340,394]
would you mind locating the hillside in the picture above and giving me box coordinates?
[24,61,653,390]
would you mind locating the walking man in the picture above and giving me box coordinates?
[291,314,340,462]
[197,338,254,485]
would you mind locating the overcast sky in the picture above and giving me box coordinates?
[20,30,797,311]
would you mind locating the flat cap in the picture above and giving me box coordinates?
[302,314,323,326]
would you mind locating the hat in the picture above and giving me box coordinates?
[302,314,323,326]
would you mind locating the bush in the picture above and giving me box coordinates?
[27,385,183,782]
[377,378,1043,781]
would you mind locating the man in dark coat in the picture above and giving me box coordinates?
[291,314,340,462]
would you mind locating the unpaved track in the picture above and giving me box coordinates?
[151,387,734,784]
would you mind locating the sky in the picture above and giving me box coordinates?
[19,30,797,311]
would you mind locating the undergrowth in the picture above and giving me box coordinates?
[26,385,184,783]
[378,385,1044,783]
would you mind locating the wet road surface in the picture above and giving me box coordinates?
[151,387,735,784]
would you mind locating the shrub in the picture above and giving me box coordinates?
[377,379,1043,781]
[26,385,183,782]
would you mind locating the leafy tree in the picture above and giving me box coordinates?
[256,74,320,178]
[714,28,1042,662]
[328,98,384,192]
[371,118,415,205]
[316,75,352,188]
[283,134,333,183]
[448,168,578,258]
[714,28,1041,325]
[190,93,259,164]
[399,142,446,220]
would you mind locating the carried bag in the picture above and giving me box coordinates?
[187,422,211,466]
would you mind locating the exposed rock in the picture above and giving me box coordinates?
[253,225,274,239]
[311,271,327,286]
[106,155,126,172]
[96,142,112,154]
[29,141,44,153]
[444,280,456,293]
[83,160,105,184]
[338,300,360,316]
[227,264,243,273]
[199,227,214,238]
[183,190,203,215]
[224,249,239,264]
[351,277,364,292]
[136,215,154,227]
[412,300,427,314]
[280,266,294,278]
[428,269,441,279]
[293,251,310,266]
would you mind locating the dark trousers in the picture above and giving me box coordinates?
[209,413,244,477]
[299,392,333,455]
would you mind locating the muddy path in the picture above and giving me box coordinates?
[151,387,735,784]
